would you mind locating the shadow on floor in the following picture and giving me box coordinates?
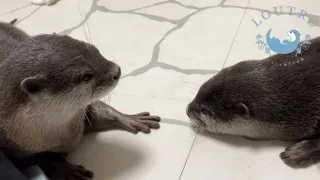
[200,131,290,149]
[67,133,146,180]
[199,131,320,169]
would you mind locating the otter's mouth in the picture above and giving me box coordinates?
[91,77,119,99]
[93,62,121,97]
[189,118,206,132]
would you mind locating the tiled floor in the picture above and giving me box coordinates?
[1,0,320,179]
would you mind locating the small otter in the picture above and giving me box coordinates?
[187,37,320,166]
[0,20,160,179]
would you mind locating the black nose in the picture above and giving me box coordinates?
[113,66,121,80]
[186,105,191,117]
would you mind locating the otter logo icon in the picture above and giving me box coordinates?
[266,29,301,54]
[256,29,311,57]
[252,6,314,57]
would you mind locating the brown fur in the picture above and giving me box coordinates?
[0,20,160,179]
[187,37,320,167]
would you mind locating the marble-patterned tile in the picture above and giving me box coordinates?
[175,0,221,8]
[70,11,174,76]
[98,0,167,11]
[11,0,93,35]
[248,0,320,16]
[136,2,196,20]
[68,95,196,180]
[0,4,39,24]
[224,0,249,7]
[116,67,213,102]
[0,0,30,16]
[158,7,246,70]
[180,132,320,180]
[224,8,320,67]
[3,0,319,180]
[112,67,214,122]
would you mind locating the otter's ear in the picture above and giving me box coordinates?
[232,102,250,117]
[20,77,46,95]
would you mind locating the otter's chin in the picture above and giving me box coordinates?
[189,118,206,132]
[93,81,118,99]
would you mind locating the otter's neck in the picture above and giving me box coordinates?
[5,101,86,153]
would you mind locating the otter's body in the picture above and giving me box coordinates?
[187,37,320,166]
[0,24,91,157]
[194,54,320,140]
[0,21,160,179]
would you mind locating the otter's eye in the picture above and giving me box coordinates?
[201,107,210,115]
[81,73,94,82]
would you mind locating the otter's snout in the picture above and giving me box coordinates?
[108,62,121,82]
[186,102,199,119]
[113,65,121,81]
[186,104,192,117]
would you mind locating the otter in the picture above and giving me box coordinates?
[0,20,160,179]
[187,37,320,166]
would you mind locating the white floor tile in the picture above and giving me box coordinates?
[1,0,320,179]
[175,0,221,8]
[180,132,320,180]
[136,2,196,20]
[71,11,174,76]
[158,7,246,70]
[68,124,196,180]
[13,0,93,35]
[97,0,167,11]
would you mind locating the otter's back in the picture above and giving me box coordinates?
[0,22,29,63]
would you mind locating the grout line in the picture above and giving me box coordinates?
[178,2,251,178]
[222,0,251,69]
[15,6,41,25]
[0,4,31,17]
[178,132,198,180]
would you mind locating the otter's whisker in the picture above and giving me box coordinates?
[106,94,111,104]
[63,92,72,115]
[85,20,93,45]
[181,81,201,89]
[76,0,90,44]
[82,108,92,127]
[188,90,196,95]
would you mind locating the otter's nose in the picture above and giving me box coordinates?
[113,66,121,80]
[186,104,191,118]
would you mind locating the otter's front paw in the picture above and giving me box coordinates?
[119,112,161,133]
[50,164,93,180]
[280,140,318,166]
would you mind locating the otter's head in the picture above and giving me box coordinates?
[6,34,120,109]
[186,61,265,136]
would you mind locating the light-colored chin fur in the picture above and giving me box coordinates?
[6,82,118,153]
[93,80,118,102]
[190,114,281,139]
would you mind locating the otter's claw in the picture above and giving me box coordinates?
[119,112,161,133]
[280,140,319,167]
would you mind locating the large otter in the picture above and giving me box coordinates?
[0,20,160,179]
[187,37,320,166]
